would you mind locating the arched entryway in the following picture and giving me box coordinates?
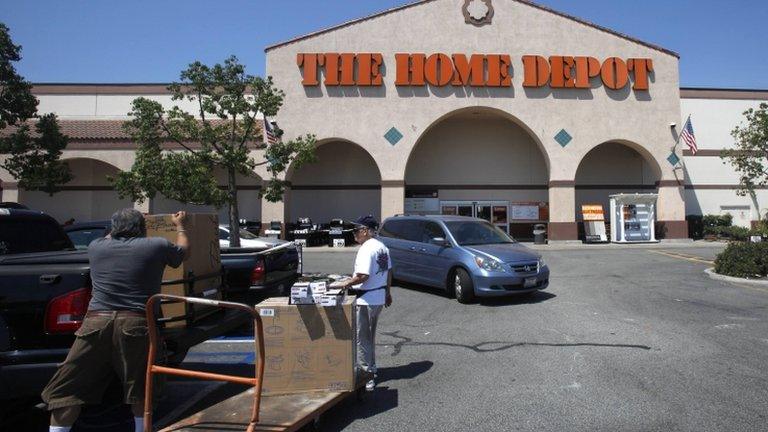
[151,169,263,224]
[286,140,382,224]
[18,158,132,223]
[574,141,662,239]
[405,107,549,240]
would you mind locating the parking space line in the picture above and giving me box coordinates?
[155,382,222,429]
[649,250,715,265]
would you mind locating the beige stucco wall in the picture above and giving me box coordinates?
[266,0,683,224]
[36,94,201,120]
[406,115,547,185]
[681,97,768,225]
[17,159,132,222]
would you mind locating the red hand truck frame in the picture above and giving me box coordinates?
[143,293,265,432]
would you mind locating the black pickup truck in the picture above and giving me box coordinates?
[64,220,300,298]
[0,209,298,410]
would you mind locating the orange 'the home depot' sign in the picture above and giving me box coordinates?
[296,53,654,91]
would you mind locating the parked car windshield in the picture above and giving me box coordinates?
[219,227,259,240]
[239,228,258,239]
[444,221,515,246]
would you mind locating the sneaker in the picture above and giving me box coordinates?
[365,379,375,392]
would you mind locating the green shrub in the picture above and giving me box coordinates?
[714,242,768,278]
[750,219,768,238]
[703,214,732,228]
[725,226,751,241]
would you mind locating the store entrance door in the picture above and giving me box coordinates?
[441,201,509,233]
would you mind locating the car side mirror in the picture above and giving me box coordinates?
[431,237,450,247]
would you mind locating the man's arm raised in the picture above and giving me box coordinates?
[171,211,191,260]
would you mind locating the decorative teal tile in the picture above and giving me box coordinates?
[667,152,680,166]
[554,129,572,147]
[384,127,403,145]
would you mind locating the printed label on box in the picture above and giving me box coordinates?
[320,296,338,307]
[290,287,308,298]
[259,308,275,317]
[309,281,327,294]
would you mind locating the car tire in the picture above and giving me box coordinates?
[453,268,475,304]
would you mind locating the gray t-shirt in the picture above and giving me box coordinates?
[87,236,185,312]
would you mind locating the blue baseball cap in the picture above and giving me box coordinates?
[353,215,379,230]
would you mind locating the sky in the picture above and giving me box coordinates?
[1,0,767,88]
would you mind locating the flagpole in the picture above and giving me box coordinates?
[668,114,690,168]
[674,114,691,148]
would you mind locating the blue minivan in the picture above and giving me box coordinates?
[378,215,549,303]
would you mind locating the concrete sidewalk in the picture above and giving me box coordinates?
[300,239,728,253]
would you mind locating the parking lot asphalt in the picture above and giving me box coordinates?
[168,243,767,432]
[10,243,768,431]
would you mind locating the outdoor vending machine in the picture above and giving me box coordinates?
[609,193,658,243]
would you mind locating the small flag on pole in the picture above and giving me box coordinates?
[263,114,279,145]
[680,116,698,155]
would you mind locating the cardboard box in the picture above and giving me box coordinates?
[255,296,356,395]
[145,213,222,327]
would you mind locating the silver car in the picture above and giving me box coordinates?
[378,215,549,303]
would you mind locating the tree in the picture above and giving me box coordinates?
[0,23,71,194]
[722,103,768,200]
[115,56,316,246]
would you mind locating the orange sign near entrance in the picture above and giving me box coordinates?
[297,52,655,92]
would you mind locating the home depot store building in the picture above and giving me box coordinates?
[2,0,767,241]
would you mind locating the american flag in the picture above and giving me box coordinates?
[263,114,279,145]
[680,116,698,155]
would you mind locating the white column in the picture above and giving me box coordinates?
[547,181,577,241]
[381,181,404,219]
[1,183,19,203]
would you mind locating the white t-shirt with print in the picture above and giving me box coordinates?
[352,237,392,306]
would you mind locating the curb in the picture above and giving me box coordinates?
[704,267,768,287]
[528,241,726,251]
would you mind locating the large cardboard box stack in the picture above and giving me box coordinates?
[255,296,356,395]
[145,213,222,327]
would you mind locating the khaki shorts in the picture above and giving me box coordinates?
[42,313,149,409]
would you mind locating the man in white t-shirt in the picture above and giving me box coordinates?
[341,215,392,391]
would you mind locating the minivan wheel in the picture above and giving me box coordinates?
[453,268,475,304]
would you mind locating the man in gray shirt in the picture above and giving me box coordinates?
[42,208,189,432]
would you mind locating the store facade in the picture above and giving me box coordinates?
[2,0,767,241]
[266,0,684,240]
